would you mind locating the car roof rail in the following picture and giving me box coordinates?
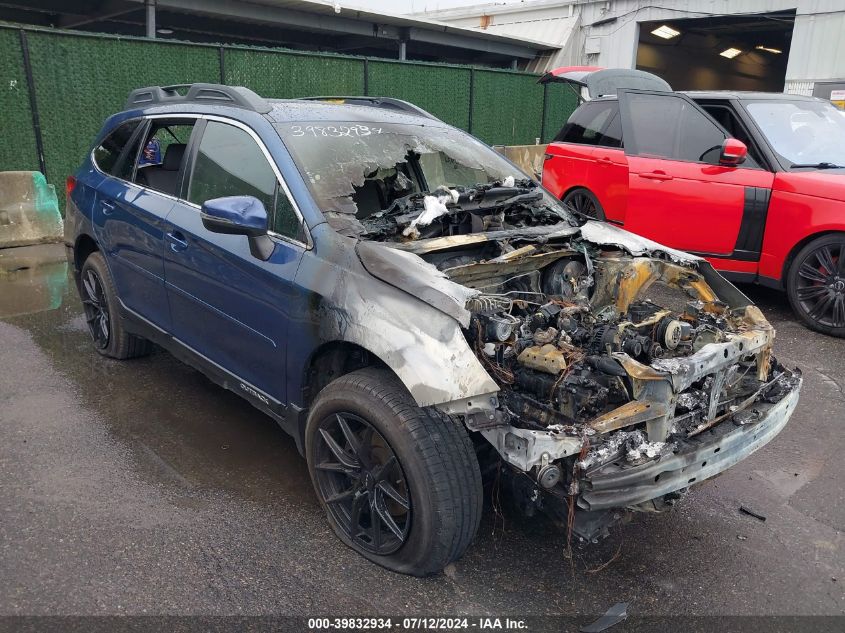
[125,83,272,114]
[298,96,440,120]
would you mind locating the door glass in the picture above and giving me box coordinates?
[271,191,306,242]
[189,121,303,241]
[554,101,618,145]
[627,93,682,158]
[676,102,728,164]
[92,120,141,176]
[138,123,194,167]
[133,120,196,196]
[699,104,762,168]
[627,93,726,164]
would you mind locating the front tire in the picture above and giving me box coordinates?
[786,234,845,337]
[305,368,482,576]
[79,251,153,358]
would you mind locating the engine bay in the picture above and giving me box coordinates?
[404,232,798,492]
[353,174,800,535]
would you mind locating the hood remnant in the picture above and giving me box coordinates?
[362,178,572,243]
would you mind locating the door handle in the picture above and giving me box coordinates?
[596,157,614,166]
[100,200,116,215]
[166,231,189,252]
[638,171,673,181]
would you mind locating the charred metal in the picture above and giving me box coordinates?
[284,115,802,540]
[355,191,801,539]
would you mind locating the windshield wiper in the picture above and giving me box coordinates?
[790,162,844,169]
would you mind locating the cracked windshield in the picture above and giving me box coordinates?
[276,121,574,239]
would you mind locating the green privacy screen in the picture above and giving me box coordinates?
[368,60,472,130]
[25,30,219,207]
[0,25,577,212]
[472,69,545,146]
[223,48,365,98]
[0,29,39,173]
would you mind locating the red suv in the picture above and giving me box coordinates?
[542,68,845,336]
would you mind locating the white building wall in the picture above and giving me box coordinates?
[785,0,845,84]
[422,0,845,92]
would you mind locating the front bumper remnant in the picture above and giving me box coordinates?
[578,374,801,511]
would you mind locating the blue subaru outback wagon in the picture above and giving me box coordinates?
[67,83,800,576]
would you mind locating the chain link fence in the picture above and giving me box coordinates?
[0,24,577,212]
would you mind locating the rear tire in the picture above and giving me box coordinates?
[79,251,153,359]
[786,234,845,338]
[563,187,606,221]
[305,367,482,576]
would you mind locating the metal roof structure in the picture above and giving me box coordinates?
[0,0,557,66]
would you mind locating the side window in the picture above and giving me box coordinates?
[699,104,762,168]
[598,111,623,148]
[626,93,726,164]
[92,120,141,177]
[676,102,728,164]
[138,123,193,167]
[554,102,618,146]
[271,190,306,241]
[133,120,196,196]
[188,121,302,241]
[626,93,684,158]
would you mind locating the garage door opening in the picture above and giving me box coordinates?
[637,11,795,92]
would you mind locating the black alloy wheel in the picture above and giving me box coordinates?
[81,268,110,349]
[788,235,845,336]
[562,188,605,220]
[313,411,411,555]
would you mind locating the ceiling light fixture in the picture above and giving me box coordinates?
[720,47,742,59]
[156,28,173,34]
[651,25,680,39]
[755,45,783,54]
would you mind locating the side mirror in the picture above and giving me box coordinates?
[200,195,274,260]
[719,138,747,166]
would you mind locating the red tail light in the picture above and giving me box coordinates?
[66,176,76,198]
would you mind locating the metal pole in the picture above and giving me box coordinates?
[19,30,46,178]
[398,40,406,61]
[510,59,518,70]
[468,68,475,134]
[146,0,156,38]
[363,58,369,95]
[540,82,549,143]
[219,46,226,83]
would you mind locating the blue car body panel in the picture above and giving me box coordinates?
[65,95,501,450]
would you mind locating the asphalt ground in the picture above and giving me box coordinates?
[0,247,842,627]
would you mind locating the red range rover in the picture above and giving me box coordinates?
[541,67,845,336]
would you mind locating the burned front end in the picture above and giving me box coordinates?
[276,115,801,539]
[373,206,801,540]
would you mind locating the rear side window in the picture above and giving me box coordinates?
[133,119,197,197]
[92,120,141,177]
[188,121,303,241]
[554,101,621,147]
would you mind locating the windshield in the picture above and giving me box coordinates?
[275,120,572,238]
[745,99,845,168]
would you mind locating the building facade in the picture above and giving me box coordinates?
[419,0,845,97]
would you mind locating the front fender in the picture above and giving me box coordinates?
[290,225,498,410]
